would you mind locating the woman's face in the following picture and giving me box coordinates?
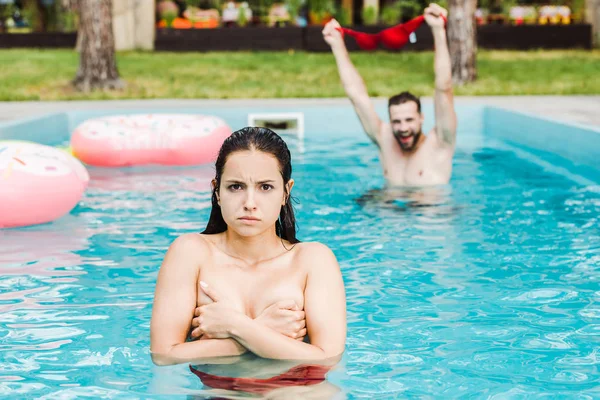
[216,150,293,238]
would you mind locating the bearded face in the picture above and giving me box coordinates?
[389,101,424,152]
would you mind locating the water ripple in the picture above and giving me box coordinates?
[1,138,599,397]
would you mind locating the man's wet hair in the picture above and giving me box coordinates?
[388,92,421,113]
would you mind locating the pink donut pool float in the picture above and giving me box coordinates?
[0,141,89,228]
[70,114,232,167]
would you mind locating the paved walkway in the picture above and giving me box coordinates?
[1,96,599,128]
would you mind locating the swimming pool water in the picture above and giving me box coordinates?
[1,129,599,398]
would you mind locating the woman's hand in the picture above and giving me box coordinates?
[255,300,307,341]
[192,301,243,339]
[189,281,307,342]
[187,281,248,355]
[191,298,307,341]
[190,281,245,339]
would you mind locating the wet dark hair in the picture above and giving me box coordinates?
[202,127,299,244]
[388,91,421,113]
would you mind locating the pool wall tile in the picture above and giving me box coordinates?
[0,104,598,182]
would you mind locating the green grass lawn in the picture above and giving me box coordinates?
[0,49,598,101]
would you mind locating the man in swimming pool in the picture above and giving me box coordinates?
[322,3,457,187]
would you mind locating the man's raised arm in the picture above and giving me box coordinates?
[323,19,383,145]
[426,3,457,148]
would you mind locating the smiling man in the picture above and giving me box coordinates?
[323,3,457,186]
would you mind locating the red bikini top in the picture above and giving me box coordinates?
[336,15,447,51]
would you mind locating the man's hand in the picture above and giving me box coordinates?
[322,18,345,49]
[255,300,307,341]
[424,3,448,29]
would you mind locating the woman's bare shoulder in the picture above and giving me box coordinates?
[166,232,216,259]
[292,242,339,270]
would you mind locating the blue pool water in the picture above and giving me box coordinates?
[1,108,600,398]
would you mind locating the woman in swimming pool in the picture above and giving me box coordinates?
[150,127,347,366]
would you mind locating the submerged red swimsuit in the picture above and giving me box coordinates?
[336,15,447,50]
[189,364,330,395]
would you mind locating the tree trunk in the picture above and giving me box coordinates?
[0,5,7,34]
[586,0,600,48]
[447,0,477,85]
[72,0,125,92]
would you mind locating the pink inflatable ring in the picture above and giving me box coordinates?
[70,114,232,167]
[0,141,89,229]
